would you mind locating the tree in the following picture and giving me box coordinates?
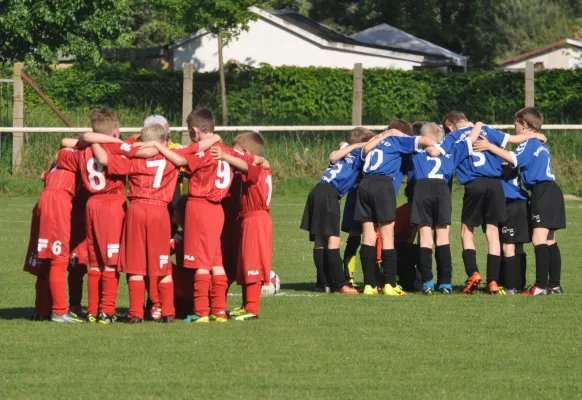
[0,0,131,64]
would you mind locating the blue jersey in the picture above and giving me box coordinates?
[412,137,473,183]
[320,148,364,197]
[510,139,556,189]
[439,125,509,185]
[362,136,419,178]
[501,166,528,200]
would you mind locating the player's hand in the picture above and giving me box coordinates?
[210,146,225,160]
[534,133,548,143]
[261,159,271,170]
[338,141,348,149]
[472,135,491,152]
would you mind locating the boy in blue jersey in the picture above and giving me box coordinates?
[439,112,545,294]
[411,122,481,294]
[498,164,531,295]
[355,129,437,295]
[473,107,565,296]
[300,128,374,294]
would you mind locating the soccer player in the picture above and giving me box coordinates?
[439,112,546,294]
[355,129,437,295]
[300,128,374,295]
[67,185,90,316]
[170,195,194,319]
[473,107,565,295]
[211,132,273,320]
[410,122,481,295]
[169,108,259,323]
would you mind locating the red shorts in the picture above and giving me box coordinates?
[69,200,88,266]
[119,202,172,276]
[86,195,126,267]
[237,211,272,285]
[23,206,49,276]
[221,216,240,283]
[183,198,224,269]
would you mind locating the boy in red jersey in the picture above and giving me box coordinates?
[169,109,262,323]
[212,132,273,320]
[91,123,219,323]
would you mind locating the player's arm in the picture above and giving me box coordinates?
[363,129,403,157]
[507,132,547,144]
[424,146,441,157]
[417,136,437,149]
[197,134,222,153]
[61,138,79,149]
[469,122,485,144]
[151,142,187,167]
[211,146,249,173]
[329,142,365,164]
[472,136,514,165]
[79,132,124,147]
[91,144,109,165]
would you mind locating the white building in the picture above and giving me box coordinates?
[169,7,464,72]
[499,39,582,71]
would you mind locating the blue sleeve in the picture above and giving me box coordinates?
[351,149,364,169]
[453,138,473,165]
[438,133,456,155]
[390,136,418,155]
[511,140,534,167]
[484,126,510,148]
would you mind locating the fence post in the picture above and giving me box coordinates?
[181,63,193,145]
[12,62,24,173]
[525,61,534,107]
[352,63,363,126]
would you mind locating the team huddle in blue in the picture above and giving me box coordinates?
[301,107,566,297]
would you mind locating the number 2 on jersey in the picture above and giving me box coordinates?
[426,156,444,179]
[146,159,166,188]
[215,160,231,189]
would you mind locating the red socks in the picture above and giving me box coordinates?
[128,279,145,319]
[158,281,175,317]
[49,260,69,316]
[67,264,86,310]
[146,276,160,311]
[87,269,101,315]
[35,275,52,317]
[193,274,211,317]
[210,275,228,316]
[100,270,119,315]
[244,282,262,316]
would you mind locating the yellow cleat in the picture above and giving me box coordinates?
[383,284,407,296]
[184,314,210,323]
[228,306,245,317]
[346,256,358,287]
[210,311,228,323]
[362,285,379,295]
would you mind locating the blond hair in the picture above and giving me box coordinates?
[233,131,265,156]
[90,108,120,135]
[140,123,167,143]
[421,122,445,142]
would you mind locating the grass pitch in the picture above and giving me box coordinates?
[0,191,581,399]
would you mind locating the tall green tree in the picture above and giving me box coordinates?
[0,0,132,64]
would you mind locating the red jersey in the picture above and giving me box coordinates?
[240,165,272,217]
[183,143,254,203]
[222,172,243,219]
[58,139,138,197]
[43,162,78,197]
[107,154,179,205]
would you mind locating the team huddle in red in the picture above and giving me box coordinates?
[23,108,273,323]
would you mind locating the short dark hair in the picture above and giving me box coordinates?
[346,127,374,144]
[442,111,468,134]
[514,107,543,132]
[411,121,425,136]
[186,108,215,133]
[387,119,414,136]
[90,107,120,135]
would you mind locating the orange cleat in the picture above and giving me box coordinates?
[520,286,548,296]
[335,285,359,295]
[487,281,499,294]
[462,272,482,294]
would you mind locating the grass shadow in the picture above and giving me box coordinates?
[0,307,34,320]
[280,282,319,293]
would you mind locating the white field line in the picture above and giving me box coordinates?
[227,292,321,297]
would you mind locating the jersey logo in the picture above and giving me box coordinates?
[107,244,120,258]
[120,143,132,152]
[159,255,169,269]
[501,227,515,237]
[184,255,195,261]
[532,214,541,223]
[37,238,49,252]
[247,270,260,276]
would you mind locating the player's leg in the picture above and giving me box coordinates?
[34,271,52,321]
[313,235,330,292]
[484,223,503,294]
[327,235,357,294]
[435,225,452,294]
[157,275,175,322]
[418,226,434,294]
[84,201,101,322]
[460,180,487,293]
[379,221,404,295]
[360,222,378,294]
[343,232,361,287]
[127,274,145,323]
[460,224,482,294]
[525,227,551,295]
[502,243,519,295]
[516,243,527,290]
[547,231,563,294]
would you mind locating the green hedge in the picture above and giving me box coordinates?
[16,62,582,126]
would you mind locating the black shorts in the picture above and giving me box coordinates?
[354,176,396,223]
[410,179,452,227]
[500,199,530,243]
[300,182,341,240]
[530,181,566,230]
[461,177,506,227]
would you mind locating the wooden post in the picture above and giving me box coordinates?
[181,63,193,145]
[525,61,535,107]
[218,32,228,125]
[12,63,24,172]
[352,63,363,125]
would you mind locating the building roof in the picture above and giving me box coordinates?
[350,23,467,68]
[498,39,582,66]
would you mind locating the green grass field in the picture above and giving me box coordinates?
[0,190,581,399]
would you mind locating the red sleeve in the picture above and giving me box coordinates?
[102,142,139,157]
[56,150,79,172]
[184,152,205,174]
[107,155,133,176]
[225,147,254,165]
[172,143,200,157]
[123,136,137,145]
[243,164,262,185]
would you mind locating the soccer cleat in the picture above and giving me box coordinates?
[98,313,117,325]
[505,288,516,296]
[51,311,85,323]
[521,286,548,296]
[30,312,51,321]
[383,284,407,296]
[334,285,359,295]
[362,285,379,295]
[184,314,210,323]
[128,316,143,324]
[149,307,162,321]
[438,284,453,295]
[210,311,228,323]
[228,306,246,318]
[548,286,564,294]
[486,281,505,295]
[70,306,84,317]
[162,316,174,323]
[233,311,259,321]
[346,256,358,288]
[423,287,434,295]
[314,283,331,293]
[462,272,482,294]
[348,278,358,288]
[86,313,98,324]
